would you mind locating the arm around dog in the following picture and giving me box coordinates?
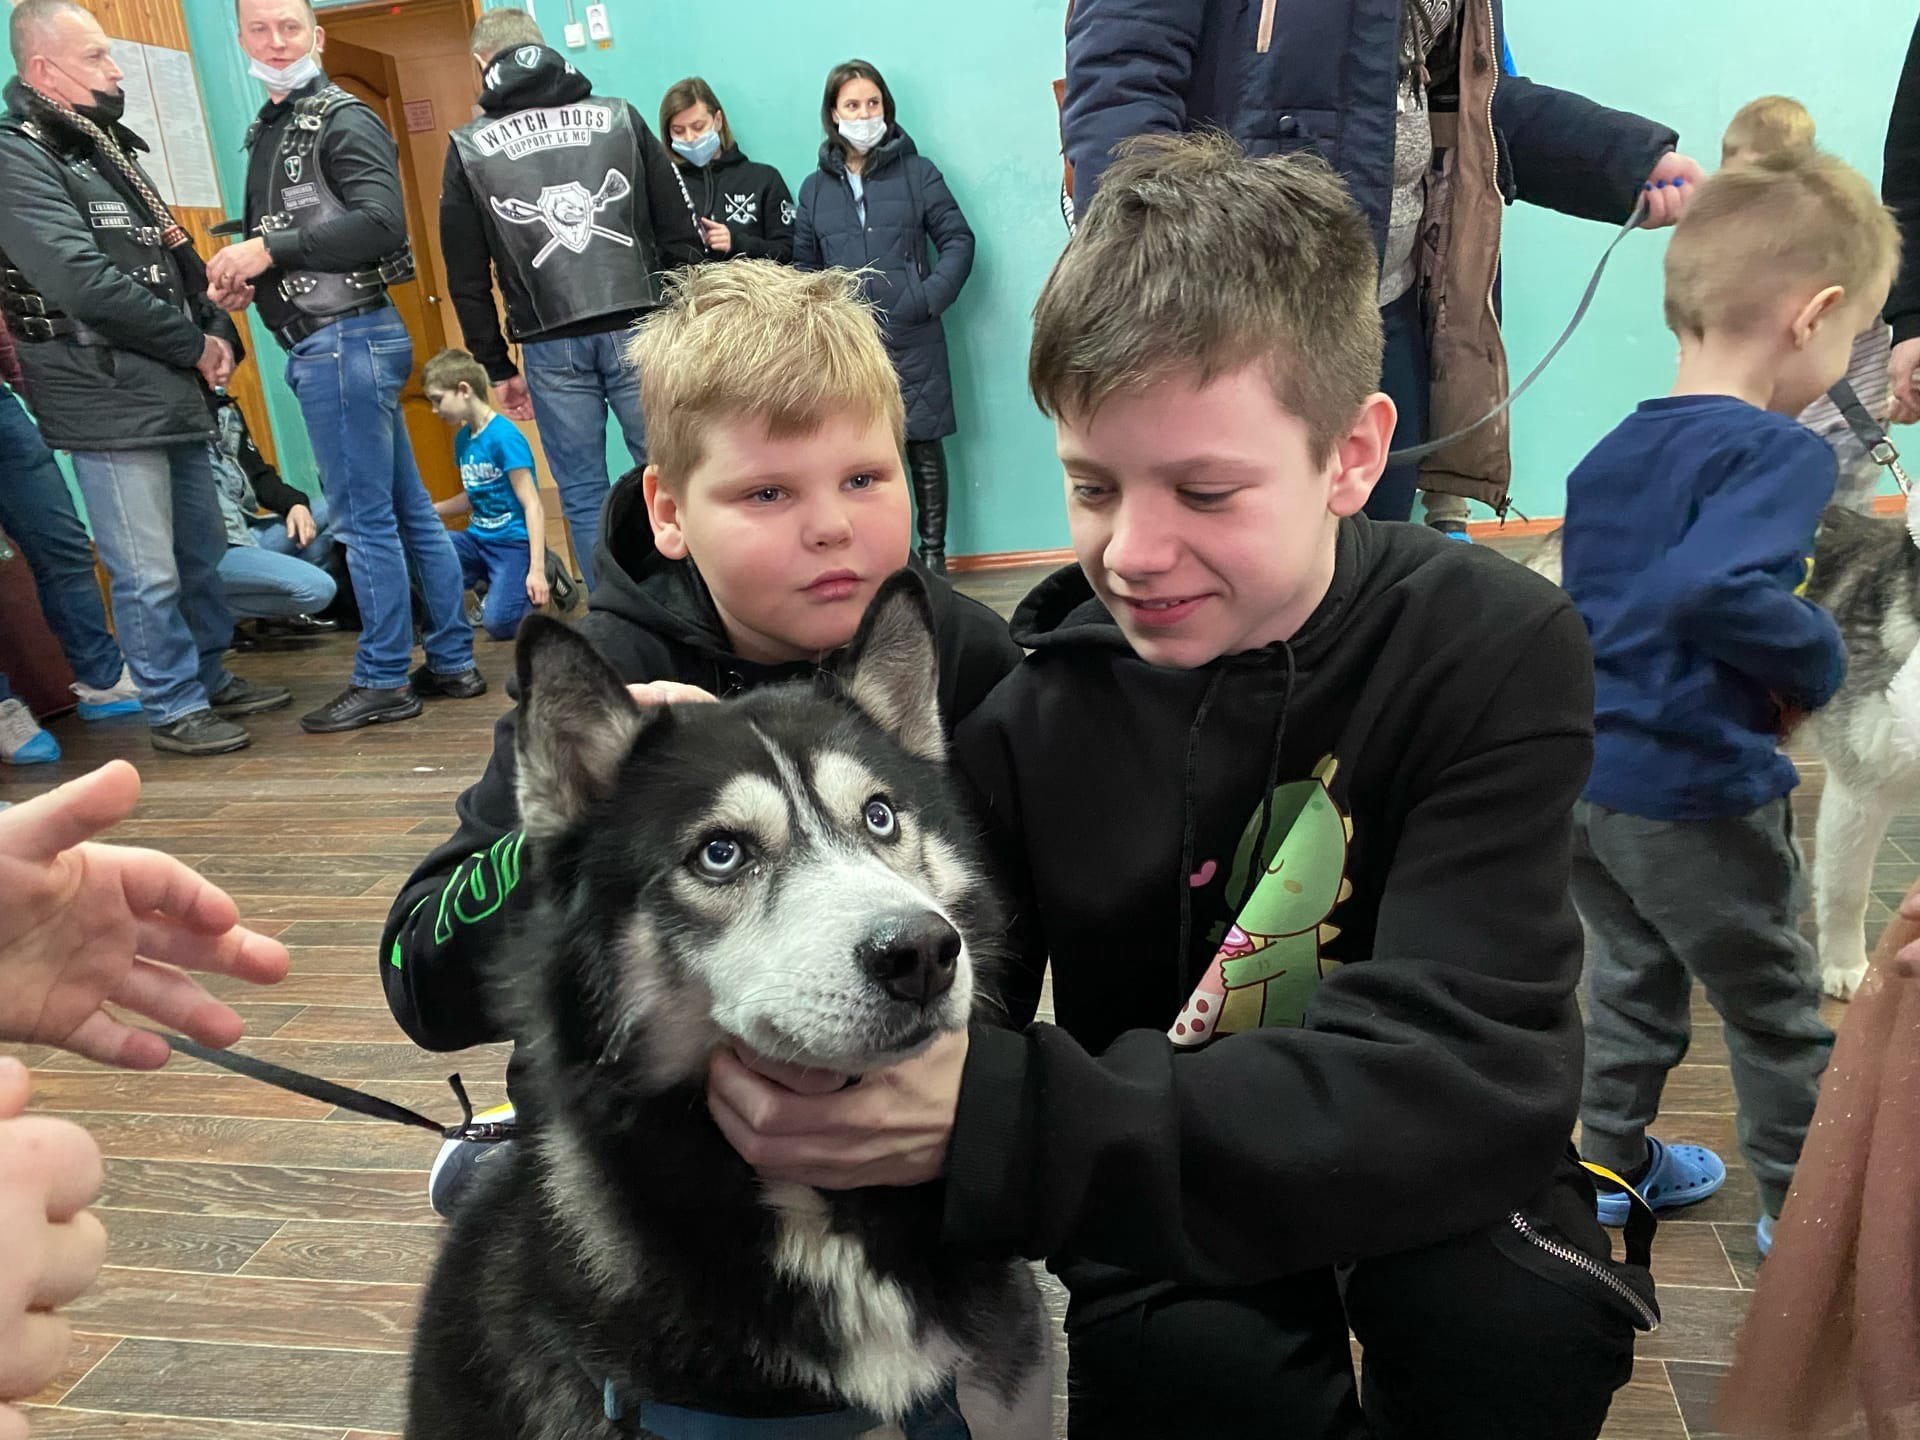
[941,608,1593,1285]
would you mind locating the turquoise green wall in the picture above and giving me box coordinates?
[170,0,1915,550]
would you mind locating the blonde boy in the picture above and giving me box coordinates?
[383,260,1020,1216]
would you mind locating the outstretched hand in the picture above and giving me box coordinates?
[0,761,290,1069]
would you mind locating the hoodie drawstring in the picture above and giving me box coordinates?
[1173,644,1299,1011]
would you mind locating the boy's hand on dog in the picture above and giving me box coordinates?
[707,1032,968,1189]
[0,1056,107,1436]
[0,762,290,1069]
[627,681,719,708]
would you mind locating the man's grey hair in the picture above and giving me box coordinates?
[470,7,542,62]
[10,0,90,73]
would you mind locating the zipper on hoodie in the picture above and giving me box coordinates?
[1508,1211,1659,1331]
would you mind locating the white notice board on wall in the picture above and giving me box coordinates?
[105,39,222,210]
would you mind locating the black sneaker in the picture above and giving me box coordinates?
[410,664,488,700]
[256,613,340,637]
[151,709,251,755]
[300,684,423,733]
[209,676,293,717]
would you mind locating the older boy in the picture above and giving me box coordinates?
[710,134,1652,1438]
[1564,151,1899,1258]
[380,260,1021,1214]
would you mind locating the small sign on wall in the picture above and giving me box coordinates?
[404,99,437,132]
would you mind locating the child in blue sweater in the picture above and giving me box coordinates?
[1563,147,1899,1257]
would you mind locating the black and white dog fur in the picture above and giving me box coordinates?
[1800,491,1920,999]
[1526,491,1920,1001]
[406,575,1045,1438]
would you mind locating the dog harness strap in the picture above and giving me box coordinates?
[600,1378,970,1440]
[1827,378,1912,493]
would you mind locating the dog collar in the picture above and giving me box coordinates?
[602,1377,971,1440]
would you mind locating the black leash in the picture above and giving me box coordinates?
[1827,377,1911,493]
[158,1033,517,1144]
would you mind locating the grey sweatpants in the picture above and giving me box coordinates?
[1571,798,1834,1219]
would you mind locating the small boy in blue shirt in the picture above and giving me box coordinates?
[1563,148,1900,1257]
[424,349,549,640]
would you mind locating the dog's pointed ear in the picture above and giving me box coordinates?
[514,616,653,839]
[833,570,944,762]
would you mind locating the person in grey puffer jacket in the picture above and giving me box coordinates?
[795,59,974,573]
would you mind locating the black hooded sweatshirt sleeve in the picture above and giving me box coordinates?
[380,482,1023,1053]
[1885,14,1920,344]
[943,520,1595,1285]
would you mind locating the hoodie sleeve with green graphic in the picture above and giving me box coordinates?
[380,700,535,1052]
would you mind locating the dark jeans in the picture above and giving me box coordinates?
[450,527,534,641]
[0,384,126,690]
[1063,1167,1640,1439]
[1364,288,1429,525]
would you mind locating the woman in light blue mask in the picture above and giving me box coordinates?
[660,77,793,266]
[793,59,974,573]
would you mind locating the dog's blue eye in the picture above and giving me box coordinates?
[695,836,745,877]
[865,798,896,839]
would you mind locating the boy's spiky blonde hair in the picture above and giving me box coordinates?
[1721,95,1816,165]
[1664,149,1901,340]
[422,347,491,399]
[628,260,905,486]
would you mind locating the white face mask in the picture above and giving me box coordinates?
[837,116,886,154]
[249,48,321,92]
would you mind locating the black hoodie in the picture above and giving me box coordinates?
[439,46,703,382]
[380,472,1024,1055]
[943,518,1598,1296]
[670,144,795,264]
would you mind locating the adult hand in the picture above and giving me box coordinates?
[209,278,255,315]
[1638,151,1706,228]
[697,217,732,255]
[626,680,717,708]
[706,1030,968,1190]
[284,504,318,549]
[0,761,290,1069]
[0,1057,106,1438]
[1890,338,1920,426]
[494,376,535,423]
[525,565,550,609]
[196,336,235,390]
[206,237,272,291]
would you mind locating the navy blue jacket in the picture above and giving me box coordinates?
[794,127,975,441]
[1064,0,1677,258]
[1564,396,1846,822]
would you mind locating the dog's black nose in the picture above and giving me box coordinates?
[858,913,961,1006]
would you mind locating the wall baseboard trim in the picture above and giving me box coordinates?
[945,493,1908,571]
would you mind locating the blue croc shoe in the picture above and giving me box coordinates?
[1595,1137,1726,1227]
[1757,1212,1775,1259]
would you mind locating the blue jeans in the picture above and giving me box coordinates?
[450,527,533,640]
[0,385,126,690]
[522,331,646,591]
[220,491,337,619]
[285,311,472,688]
[1364,289,1430,525]
[69,445,234,726]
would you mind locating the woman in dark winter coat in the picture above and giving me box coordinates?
[794,60,974,572]
[660,77,794,265]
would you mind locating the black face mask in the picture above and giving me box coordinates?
[79,88,126,125]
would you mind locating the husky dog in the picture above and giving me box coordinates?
[406,576,1045,1439]
[1527,496,1920,1001]
[1801,494,1920,999]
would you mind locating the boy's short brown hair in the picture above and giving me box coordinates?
[422,348,491,400]
[1721,96,1816,164]
[628,259,905,485]
[1028,131,1383,462]
[1663,149,1901,340]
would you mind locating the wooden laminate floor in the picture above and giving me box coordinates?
[0,558,1879,1438]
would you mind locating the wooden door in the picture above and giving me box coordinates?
[321,33,460,501]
